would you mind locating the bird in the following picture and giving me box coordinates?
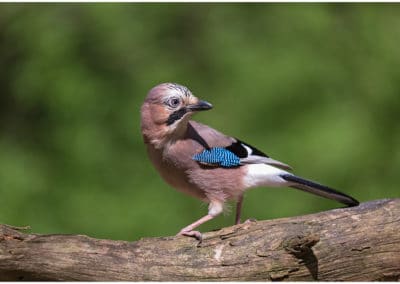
[140,82,359,240]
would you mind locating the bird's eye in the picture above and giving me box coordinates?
[166,97,181,108]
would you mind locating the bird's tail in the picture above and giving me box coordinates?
[280,174,359,207]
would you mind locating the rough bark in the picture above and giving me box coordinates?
[0,198,399,281]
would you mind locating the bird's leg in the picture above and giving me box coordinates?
[235,194,244,225]
[235,194,256,225]
[177,200,223,241]
[177,214,214,241]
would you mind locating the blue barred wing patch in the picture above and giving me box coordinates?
[192,147,241,168]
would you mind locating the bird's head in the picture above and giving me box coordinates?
[141,83,212,147]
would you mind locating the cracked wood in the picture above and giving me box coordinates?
[0,199,399,281]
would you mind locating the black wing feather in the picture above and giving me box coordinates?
[225,139,270,158]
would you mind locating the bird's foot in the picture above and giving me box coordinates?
[176,230,203,242]
[236,218,257,225]
[243,218,257,224]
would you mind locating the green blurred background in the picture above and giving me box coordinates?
[0,4,399,241]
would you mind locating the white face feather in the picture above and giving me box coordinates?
[165,83,193,99]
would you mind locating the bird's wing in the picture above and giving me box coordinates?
[189,121,292,171]
[227,139,292,171]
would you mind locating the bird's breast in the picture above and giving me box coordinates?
[146,140,208,201]
[146,139,247,202]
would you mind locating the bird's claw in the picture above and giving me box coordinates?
[177,230,203,242]
[243,218,257,224]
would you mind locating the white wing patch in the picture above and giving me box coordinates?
[238,142,292,171]
[241,144,253,156]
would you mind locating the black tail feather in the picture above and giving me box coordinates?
[281,174,359,207]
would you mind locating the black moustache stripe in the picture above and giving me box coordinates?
[166,107,188,125]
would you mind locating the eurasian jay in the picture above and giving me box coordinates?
[140,82,359,240]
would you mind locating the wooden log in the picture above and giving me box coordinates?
[0,198,399,281]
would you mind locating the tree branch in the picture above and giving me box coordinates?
[1,199,399,281]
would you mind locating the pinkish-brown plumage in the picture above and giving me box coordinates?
[140,83,359,239]
[141,85,245,211]
[145,120,247,202]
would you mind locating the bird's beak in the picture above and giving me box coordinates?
[187,100,213,112]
